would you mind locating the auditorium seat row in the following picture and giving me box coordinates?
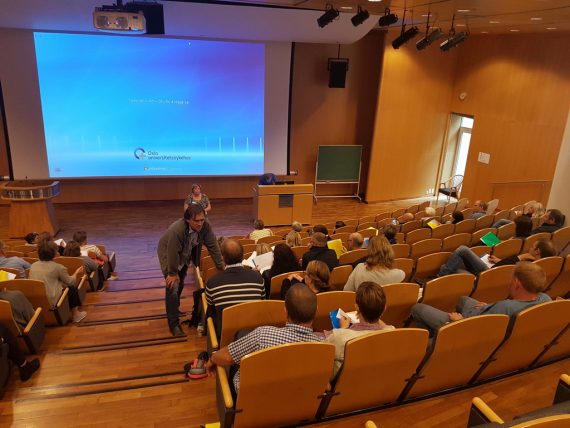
[202,292,569,428]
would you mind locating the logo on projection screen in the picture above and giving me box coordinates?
[134,148,146,159]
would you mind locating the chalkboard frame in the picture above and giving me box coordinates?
[314,145,362,202]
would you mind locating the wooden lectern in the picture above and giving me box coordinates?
[1,181,60,237]
[253,184,313,226]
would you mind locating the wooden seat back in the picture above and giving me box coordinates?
[358,215,376,224]
[377,218,397,229]
[356,222,377,232]
[329,265,353,291]
[442,233,472,252]
[301,236,312,246]
[410,239,442,260]
[341,219,358,227]
[551,226,570,254]
[471,228,497,246]
[237,238,255,246]
[443,202,457,215]
[470,246,491,257]
[533,257,564,290]
[545,255,570,298]
[313,291,356,331]
[256,235,283,245]
[395,232,405,244]
[474,215,494,231]
[497,222,516,240]
[359,228,378,239]
[455,219,476,234]
[0,300,45,354]
[406,204,420,214]
[324,329,429,416]
[492,239,523,259]
[5,251,25,258]
[401,220,422,234]
[471,265,514,303]
[375,212,392,222]
[291,245,309,261]
[200,255,217,273]
[219,300,286,348]
[391,208,406,218]
[413,252,452,283]
[242,244,258,254]
[269,271,304,299]
[535,324,570,366]
[338,249,367,266]
[431,223,455,239]
[421,273,475,312]
[234,343,334,428]
[382,283,420,327]
[393,258,414,282]
[405,228,431,244]
[405,315,510,399]
[523,233,552,253]
[475,300,570,381]
[334,225,356,234]
[391,244,410,259]
[328,232,349,247]
[493,210,511,223]
[0,267,21,277]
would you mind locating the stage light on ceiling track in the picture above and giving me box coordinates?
[391,8,419,49]
[378,8,398,27]
[416,13,444,50]
[440,31,468,51]
[317,5,340,28]
[351,6,370,27]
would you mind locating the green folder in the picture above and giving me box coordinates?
[480,232,501,247]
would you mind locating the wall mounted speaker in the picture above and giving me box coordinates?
[328,58,349,88]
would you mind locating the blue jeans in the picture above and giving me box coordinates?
[411,296,481,335]
[165,265,188,329]
[438,245,489,277]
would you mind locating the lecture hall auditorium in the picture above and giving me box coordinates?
[0,0,569,426]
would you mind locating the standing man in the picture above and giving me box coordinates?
[158,203,223,337]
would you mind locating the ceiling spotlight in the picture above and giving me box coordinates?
[378,8,398,27]
[416,27,444,50]
[440,31,469,51]
[392,26,420,49]
[317,5,340,28]
[351,6,370,27]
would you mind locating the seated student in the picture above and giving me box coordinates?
[532,209,564,234]
[302,232,339,271]
[0,323,40,381]
[285,230,302,247]
[381,224,398,245]
[37,232,64,255]
[397,213,414,224]
[344,236,405,292]
[325,282,395,376]
[412,262,550,336]
[0,290,35,330]
[449,211,464,224]
[291,221,303,233]
[0,240,31,278]
[262,243,301,296]
[491,215,533,237]
[312,224,331,240]
[73,231,109,263]
[438,239,556,277]
[248,219,273,243]
[63,240,103,290]
[280,260,331,299]
[206,239,265,333]
[333,221,346,233]
[205,284,323,395]
[24,232,39,245]
[29,240,87,323]
[346,232,364,252]
[470,200,488,220]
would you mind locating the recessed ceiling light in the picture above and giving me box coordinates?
[368,0,382,2]
[546,27,557,30]
[481,31,489,34]
[340,6,352,10]
[457,9,470,12]
[456,23,466,27]
[489,20,500,24]
[421,14,429,17]
[530,17,542,21]
[510,29,520,32]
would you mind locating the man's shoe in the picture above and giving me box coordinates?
[170,325,186,338]
[73,311,87,323]
[19,359,40,382]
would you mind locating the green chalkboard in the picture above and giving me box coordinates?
[316,145,362,182]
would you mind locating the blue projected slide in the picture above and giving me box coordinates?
[33,32,265,177]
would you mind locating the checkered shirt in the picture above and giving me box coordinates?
[227,323,323,392]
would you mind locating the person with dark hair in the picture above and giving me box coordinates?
[248,219,273,242]
[157,203,223,337]
[0,323,40,381]
[263,243,301,296]
[532,209,564,234]
[206,239,265,334]
[183,183,211,213]
[451,211,464,224]
[514,215,533,238]
[381,224,398,245]
[0,240,31,277]
[24,232,39,244]
[280,260,331,299]
[312,224,330,239]
[412,262,551,335]
[438,239,556,277]
[29,241,86,323]
[333,221,346,233]
[73,230,109,264]
[325,282,395,375]
[205,284,322,394]
[302,232,338,271]
[63,240,102,290]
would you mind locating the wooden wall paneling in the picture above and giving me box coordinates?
[365,29,459,202]
[450,34,570,206]
[548,108,570,218]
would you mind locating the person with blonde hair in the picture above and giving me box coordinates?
[285,230,302,247]
[281,260,331,299]
[343,236,405,292]
[291,221,303,233]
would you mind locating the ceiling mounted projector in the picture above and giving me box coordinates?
[93,1,164,34]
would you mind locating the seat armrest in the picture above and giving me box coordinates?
[216,365,235,428]
[207,317,219,353]
[468,397,504,427]
[22,307,45,354]
[23,308,43,335]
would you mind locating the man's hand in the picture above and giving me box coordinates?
[448,312,464,322]
[165,274,179,288]
[288,273,304,282]
[488,255,501,264]
[339,315,351,329]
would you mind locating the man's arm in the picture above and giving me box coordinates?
[206,346,234,375]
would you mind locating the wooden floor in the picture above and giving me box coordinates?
[0,198,568,428]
